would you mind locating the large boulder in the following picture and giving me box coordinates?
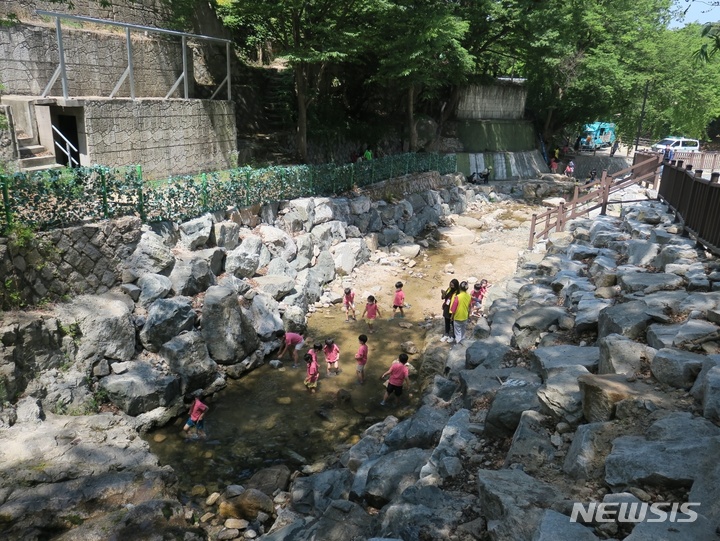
[123,230,175,279]
[258,225,298,262]
[384,405,450,451]
[361,448,431,508]
[99,360,180,416]
[201,286,259,364]
[159,331,219,393]
[139,297,196,353]
[168,253,215,296]
[137,273,172,308]
[226,235,264,278]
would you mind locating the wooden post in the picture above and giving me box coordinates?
[600,170,609,215]
[529,214,537,249]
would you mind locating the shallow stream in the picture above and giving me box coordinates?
[144,214,528,497]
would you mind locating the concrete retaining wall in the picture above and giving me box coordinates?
[83,98,237,178]
[456,83,527,120]
[457,150,549,180]
[0,23,188,98]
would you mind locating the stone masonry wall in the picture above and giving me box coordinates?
[0,217,142,309]
[83,98,237,179]
[1,0,175,28]
[456,83,528,120]
[0,23,187,97]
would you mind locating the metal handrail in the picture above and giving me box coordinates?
[52,125,79,167]
[37,10,233,101]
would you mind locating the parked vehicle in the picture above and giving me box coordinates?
[650,137,700,153]
[580,122,617,150]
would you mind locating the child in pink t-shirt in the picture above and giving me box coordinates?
[323,338,341,376]
[183,396,209,439]
[304,353,319,393]
[361,295,382,334]
[343,287,356,322]
[393,281,405,318]
[354,334,368,384]
[471,279,490,317]
[380,354,410,406]
[276,329,305,368]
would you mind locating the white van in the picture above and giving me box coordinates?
[651,137,700,153]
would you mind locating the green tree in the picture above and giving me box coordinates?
[368,0,474,150]
[217,0,374,162]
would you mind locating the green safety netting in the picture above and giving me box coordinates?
[0,153,456,233]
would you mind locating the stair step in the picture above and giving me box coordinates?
[21,164,64,173]
[19,145,49,158]
[20,155,58,169]
[17,135,34,145]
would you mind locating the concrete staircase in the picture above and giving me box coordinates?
[17,134,61,173]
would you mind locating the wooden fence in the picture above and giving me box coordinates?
[671,151,720,174]
[658,160,720,255]
[528,152,662,249]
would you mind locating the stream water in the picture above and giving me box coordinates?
[144,214,528,497]
[145,268,434,495]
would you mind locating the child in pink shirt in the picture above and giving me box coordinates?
[323,338,341,376]
[276,329,305,368]
[304,353,319,393]
[471,279,490,317]
[361,295,381,334]
[393,281,405,318]
[380,354,410,406]
[343,287,356,322]
[354,334,368,384]
[183,395,209,439]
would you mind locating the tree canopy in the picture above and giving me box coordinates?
[211,0,720,158]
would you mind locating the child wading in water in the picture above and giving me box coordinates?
[393,281,405,318]
[275,329,305,368]
[304,353,319,393]
[343,287,356,322]
[354,334,368,384]
[323,338,341,376]
[361,295,381,334]
[380,353,410,406]
[183,394,209,439]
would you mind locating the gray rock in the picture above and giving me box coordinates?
[598,333,656,375]
[477,469,562,541]
[202,286,258,364]
[253,275,296,300]
[341,417,399,472]
[291,469,354,515]
[485,380,542,437]
[598,300,652,339]
[563,422,614,479]
[532,509,599,541]
[242,292,283,339]
[139,297,196,353]
[647,319,720,350]
[100,360,180,415]
[332,239,370,276]
[137,273,172,308]
[258,224,298,262]
[266,257,298,280]
[213,220,240,250]
[504,411,555,472]
[168,254,215,296]
[179,214,213,249]
[311,220,347,250]
[575,295,613,332]
[623,512,716,540]
[362,448,431,508]
[56,295,135,364]
[650,348,706,389]
[159,331,219,393]
[465,339,510,370]
[302,499,373,541]
[617,272,684,294]
[690,355,720,401]
[626,239,660,266]
[420,409,476,480]
[531,345,600,378]
[514,306,568,332]
[123,230,175,280]
[384,405,449,451]
[226,235,263,278]
[537,365,589,425]
[702,365,720,423]
[605,412,720,488]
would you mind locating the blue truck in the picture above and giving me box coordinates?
[580,122,617,150]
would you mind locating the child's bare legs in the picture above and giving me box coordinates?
[326,363,332,376]
[399,306,404,317]
[367,320,374,334]
[357,366,364,384]
[292,350,299,368]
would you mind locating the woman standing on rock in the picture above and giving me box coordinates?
[440,279,460,343]
[450,281,472,346]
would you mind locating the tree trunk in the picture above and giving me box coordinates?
[295,64,308,163]
[408,84,417,151]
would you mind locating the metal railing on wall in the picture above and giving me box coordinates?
[658,160,720,255]
[37,10,233,101]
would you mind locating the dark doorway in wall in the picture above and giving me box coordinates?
[54,114,81,167]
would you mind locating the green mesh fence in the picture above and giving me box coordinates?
[0,153,456,233]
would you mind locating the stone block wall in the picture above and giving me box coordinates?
[456,83,528,121]
[0,106,18,165]
[1,0,175,28]
[83,98,237,179]
[0,216,142,309]
[0,23,187,98]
